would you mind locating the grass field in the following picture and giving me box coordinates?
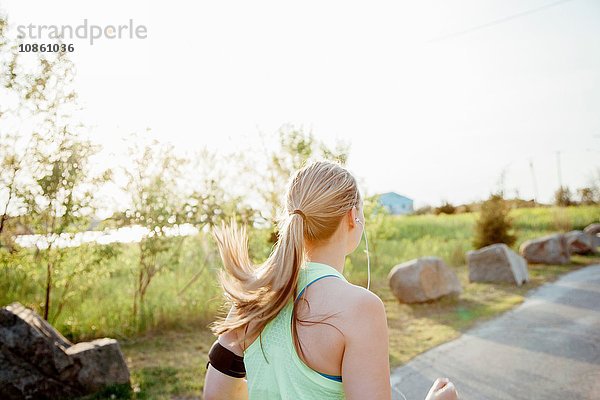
[2,205,599,399]
[85,254,599,400]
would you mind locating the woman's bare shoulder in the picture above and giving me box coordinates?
[330,277,382,304]
[315,278,385,323]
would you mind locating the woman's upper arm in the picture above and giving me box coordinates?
[204,357,248,400]
[203,305,248,400]
[341,291,391,400]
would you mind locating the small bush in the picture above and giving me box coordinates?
[555,186,575,206]
[473,192,517,249]
[435,201,456,215]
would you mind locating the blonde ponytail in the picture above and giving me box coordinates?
[209,160,360,359]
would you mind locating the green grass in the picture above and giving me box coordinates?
[2,205,599,399]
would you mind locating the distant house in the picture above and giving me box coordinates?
[377,192,414,215]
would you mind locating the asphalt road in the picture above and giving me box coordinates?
[390,264,600,400]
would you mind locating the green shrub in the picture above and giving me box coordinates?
[435,201,456,215]
[555,186,575,206]
[473,192,517,249]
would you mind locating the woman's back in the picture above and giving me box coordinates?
[240,261,370,399]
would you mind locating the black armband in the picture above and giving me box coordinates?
[206,340,246,378]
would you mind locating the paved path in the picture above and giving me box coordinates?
[390,264,600,400]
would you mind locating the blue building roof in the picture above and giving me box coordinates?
[377,192,414,215]
[379,192,413,202]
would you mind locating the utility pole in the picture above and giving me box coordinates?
[529,159,539,204]
[497,167,508,197]
[556,151,563,188]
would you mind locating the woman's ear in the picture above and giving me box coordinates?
[348,206,357,228]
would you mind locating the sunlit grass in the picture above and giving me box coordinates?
[80,328,214,400]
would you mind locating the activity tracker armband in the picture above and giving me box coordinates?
[206,339,246,378]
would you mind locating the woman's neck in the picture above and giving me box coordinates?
[305,246,346,274]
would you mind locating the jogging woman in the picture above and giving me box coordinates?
[203,160,459,399]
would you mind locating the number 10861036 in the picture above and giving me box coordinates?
[19,43,74,52]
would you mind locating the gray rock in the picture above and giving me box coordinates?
[565,230,598,255]
[388,257,462,303]
[519,233,571,265]
[67,338,131,392]
[467,243,529,286]
[583,223,600,248]
[0,302,130,399]
[583,223,600,236]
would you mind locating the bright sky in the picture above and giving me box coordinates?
[2,0,599,213]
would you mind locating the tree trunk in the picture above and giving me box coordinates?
[44,261,52,321]
[0,213,6,235]
[0,170,17,236]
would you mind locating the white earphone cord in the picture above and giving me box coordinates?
[355,217,370,291]
[363,221,370,291]
[357,218,406,399]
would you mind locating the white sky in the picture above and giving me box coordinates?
[2,0,599,212]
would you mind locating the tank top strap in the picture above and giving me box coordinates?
[295,261,348,303]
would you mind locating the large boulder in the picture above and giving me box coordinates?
[467,243,529,286]
[519,233,571,265]
[583,223,600,236]
[583,223,600,248]
[0,302,130,399]
[565,230,598,255]
[388,257,462,303]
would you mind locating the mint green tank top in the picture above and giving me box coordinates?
[243,261,347,399]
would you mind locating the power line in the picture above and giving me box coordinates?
[427,0,576,44]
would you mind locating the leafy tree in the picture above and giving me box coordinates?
[0,15,27,249]
[22,98,111,322]
[181,148,258,230]
[576,187,597,205]
[117,135,190,325]
[473,192,517,249]
[0,14,111,320]
[554,186,574,207]
[0,137,23,252]
[586,167,600,203]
